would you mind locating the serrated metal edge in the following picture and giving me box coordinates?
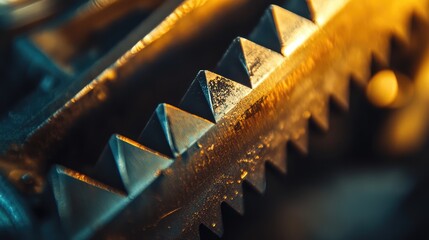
[46,1,429,239]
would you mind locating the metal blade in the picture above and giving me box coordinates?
[44,0,429,239]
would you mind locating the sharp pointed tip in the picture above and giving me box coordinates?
[263,142,287,174]
[326,70,350,111]
[93,135,173,195]
[196,69,212,83]
[307,0,348,24]
[180,70,250,123]
[244,165,266,193]
[224,195,244,215]
[330,92,349,111]
[271,5,317,56]
[310,98,330,132]
[50,164,65,175]
[180,71,217,123]
[217,37,283,88]
[202,204,224,237]
[372,44,391,68]
[138,106,176,158]
[48,165,125,239]
[216,38,253,88]
[249,7,282,54]
[395,28,411,47]
[166,104,214,155]
[249,4,316,56]
[348,48,372,84]
[306,0,318,23]
[204,71,251,121]
[289,125,309,155]
[311,113,329,132]
[91,137,128,193]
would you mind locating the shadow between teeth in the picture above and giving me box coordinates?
[43,0,425,239]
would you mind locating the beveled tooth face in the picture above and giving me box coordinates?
[307,0,350,25]
[161,104,214,155]
[216,37,284,88]
[289,118,309,155]
[139,103,213,156]
[92,134,173,195]
[138,107,175,157]
[180,70,251,123]
[250,5,317,56]
[200,203,224,237]
[245,162,266,193]
[223,186,245,215]
[266,144,287,174]
[48,166,126,239]
[248,7,282,54]
[310,95,330,131]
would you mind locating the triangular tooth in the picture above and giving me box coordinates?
[310,97,329,131]
[307,0,349,25]
[162,104,214,155]
[266,145,287,174]
[327,70,350,110]
[391,22,411,47]
[139,104,214,156]
[330,89,349,110]
[289,120,309,154]
[179,71,217,123]
[48,165,126,239]
[273,5,318,56]
[248,7,282,54]
[180,70,251,123]
[223,187,244,215]
[348,47,372,85]
[216,37,283,88]
[250,5,317,56]
[372,42,391,69]
[92,134,173,194]
[138,106,175,157]
[200,204,224,237]
[244,164,266,193]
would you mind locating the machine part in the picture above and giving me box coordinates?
[0,0,280,193]
[1,0,429,239]
[0,173,35,239]
[24,0,428,239]
[0,0,61,29]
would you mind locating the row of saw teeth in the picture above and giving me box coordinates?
[44,0,426,239]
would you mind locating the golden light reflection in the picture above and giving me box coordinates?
[380,45,429,155]
[308,0,349,25]
[383,104,427,155]
[366,70,399,107]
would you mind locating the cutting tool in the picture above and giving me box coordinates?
[0,0,428,239]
